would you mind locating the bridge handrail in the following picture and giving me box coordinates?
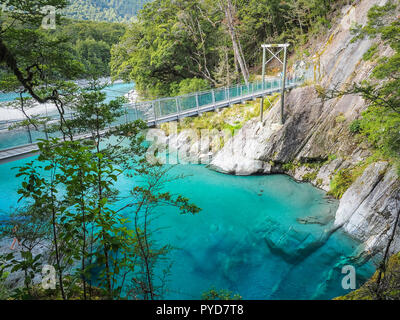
[128,76,302,118]
[0,75,305,152]
[133,76,286,105]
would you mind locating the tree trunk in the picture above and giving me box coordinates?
[375,207,400,299]
[220,0,249,85]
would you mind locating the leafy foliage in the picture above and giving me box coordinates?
[202,287,242,300]
[0,0,201,300]
[351,1,400,171]
[327,154,386,199]
[111,0,223,97]
[349,119,362,134]
[328,168,354,199]
[53,19,126,77]
[111,0,350,98]
[171,78,210,96]
[63,0,151,22]
[0,270,10,300]
[0,86,201,300]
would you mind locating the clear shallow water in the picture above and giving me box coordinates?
[0,82,134,103]
[0,82,135,150]
[102,82,135,103]
[0,158,376,300]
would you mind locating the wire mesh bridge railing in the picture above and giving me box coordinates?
[0,75,304,154]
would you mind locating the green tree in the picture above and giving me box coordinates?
[323,1,400,169]
[111,0,223,98]
[63,0,151,22]
[321,1,400,299]
[0,0,83,103]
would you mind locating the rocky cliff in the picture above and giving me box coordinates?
[209,0,400,253]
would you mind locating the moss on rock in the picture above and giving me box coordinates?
[335,252,400,300]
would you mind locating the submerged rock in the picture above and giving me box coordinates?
[208,0,400,253]
[297,214,334,226]
[255,216,342,265]
[335,162,400,253]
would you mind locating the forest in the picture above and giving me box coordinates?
[0,18,126,88]
[0,0,399,301]
[110,0,351,98]
[110,0,399,172]
[63,0,151,22]
[54,19,126,78]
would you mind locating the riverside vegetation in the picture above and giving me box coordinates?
[319,1,400,204]
[63,0,151,23]
[110,0,353,98]
[0,0,200,300]
[0,0,399,300]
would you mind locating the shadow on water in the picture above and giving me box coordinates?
[0,158,378,300]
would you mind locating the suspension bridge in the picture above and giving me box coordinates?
[0,75,305,163]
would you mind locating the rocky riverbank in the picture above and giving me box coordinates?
[210,0,399,254]
[165,0,400,254]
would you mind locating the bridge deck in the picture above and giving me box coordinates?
[0,79,300,164]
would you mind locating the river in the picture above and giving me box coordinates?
[0,156,376,299]
[0,82,376,299]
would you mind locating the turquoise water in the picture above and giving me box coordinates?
[102,82,135,103]
[0,82,134,104]
[0,82,135,150]
[0,92,29,102]
[0,156,376,300]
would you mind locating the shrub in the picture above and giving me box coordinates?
[327,157,374,199]
[0,272,10,300]
[327,154,337,162]
[335,113,346,124]
[361,106,400,162]
[349,119,362,134]
[202,288,242,300]
[362,43,379,61]
[303,171,318,182]
[282,162,296,171]
[328,168,354,199]
[172,78,210,96]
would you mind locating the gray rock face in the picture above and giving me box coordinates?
[335,163,400,253]
[209,0,400,252]
[0,238,50,290]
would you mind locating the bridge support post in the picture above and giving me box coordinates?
[280,45,288,125]
[260,46,266,122]
[176,97,181,120]
[195,93,200,114]
[158,101,162,120]
[260,43,290,124]
[152,102,157,125]
[260,97,264,123]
